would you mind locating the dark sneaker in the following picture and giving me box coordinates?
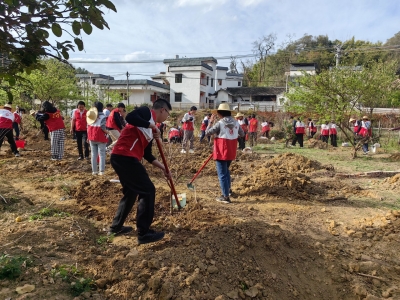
[138,229,165,245]
[108,226,133,236]
[85,156,90,160]
[216,196,231,204]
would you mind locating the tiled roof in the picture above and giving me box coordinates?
[168,61,213,71]
[96,79,170,90]
[290,63,317,71]
[226,87,285,96]
[76,74,114,80]
[164,57,217,64]
[226,72,243,77]
[216,66,228,71]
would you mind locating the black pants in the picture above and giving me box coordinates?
[75,131,89,158]
[292,133,304,147]
[322,135,329,143]
[330,134,337,147]
[238,136,245,150]
[0,128,18,154]
[110,154,155,235]
[13,122,20,139]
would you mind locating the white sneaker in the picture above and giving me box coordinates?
[99,172,104,176]
[189,149,194,154]
[181,149,186,154]
[92,172,98,175]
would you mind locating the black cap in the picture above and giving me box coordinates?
[190,106,197,111]
[117,103,125,108]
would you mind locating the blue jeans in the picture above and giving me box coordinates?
[90,141,106,173]
[216,160,232,197]
[200,130,210,143]
[362,142,369,153]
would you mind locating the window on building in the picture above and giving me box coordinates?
[218,79,222,86]
[207,76,209,85]
[211,78,214,87]
[238,81,241,86]
[175,93,182,102]
[175,74,182,83]
[92,78,96,85]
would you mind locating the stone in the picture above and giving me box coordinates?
[244,286,259,298]
[148,276,161,291]
[227,289,239,299]
[215,296,228,300]
[137,283,146,292]
[126,248,139,257]
[95,279,107,289]
[206,249,213,259]
[15,285,35,295]
[208,266,219,274]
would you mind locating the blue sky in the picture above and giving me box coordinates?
[67,0,400,79]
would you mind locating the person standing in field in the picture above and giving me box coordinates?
[320,121,329,143]
[329,120,338,147]
[307,118,317,139]
[181,106,197,154]
[199,113,212,144]
[71,101,89,160]
[106,103,126,152]
[261,119,270,138]
[248,114,258,147]
[235,113,247,150]
[291,117,305,148]
[0,103,20,157]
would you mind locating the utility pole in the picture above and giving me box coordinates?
[126,71,130,105]
[335,44,342,67]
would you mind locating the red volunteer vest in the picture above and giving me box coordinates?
[106,108,121,131]
[13,112,21,124]
[238,119,247,132]
[321,124,329,136]
[74,109,87,131]
[168,128,180,139]
[0,109,14,129]
[295,122,305,134]
[45,110,65,132]
[182,112,194,131]
[359,121,369,137]
[329,124,337,135]
[88,115,108,143]
[353,121,360,133]
[213,120,240,161]
[112,110,156,160]
[249,119,258,133]
[308,122,317,133]
[200,117,208,131]
[261,122,270,133]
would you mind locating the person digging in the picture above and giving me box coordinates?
[108,98,172,244]
[205,103,244,204]
[0,103,20,157]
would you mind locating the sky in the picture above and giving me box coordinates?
[66,0,400,79]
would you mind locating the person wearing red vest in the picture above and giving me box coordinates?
[106,102,126,152]
[70,101,89,160]
[206,103,245,204]
[181,106,197,154]
[35,101,65,160]
[291,117,305,147]
[320,121,330,143]
[329,120,338,147]
[235,112,247,150]
[13,107,23,141]
[199,113,211,144]
[307,118,317,138]
[248,113,258,147]
[0,104,20,157]
[87,102,109,175]
[359,116,371,154]
[109,99,172,244]
[261,119,270,138]
[168,126,181,143]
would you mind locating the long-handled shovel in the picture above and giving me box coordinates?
[187,153,213,191]
[155,137,183,209]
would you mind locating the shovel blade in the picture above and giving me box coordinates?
[187,183,195,191]
[172,193,186,209]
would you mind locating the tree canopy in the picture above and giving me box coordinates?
[0,0,116,100]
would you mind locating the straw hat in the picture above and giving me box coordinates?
[86,107,98,125]
[29,110,36,116]
[3,104,12,109]
[349,118,356,122]
[235,112,244,118]
[362,115,369,120]
[212,103,231,114]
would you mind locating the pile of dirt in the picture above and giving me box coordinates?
[307,138,329,149]
[382,173,400,189]
[388,153,400,160]
[237,151,262,162]
[265,152,323,173]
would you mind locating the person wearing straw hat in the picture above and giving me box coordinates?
[206,103,245,204]
[359,115,371,154]
[87,102,109,175]
[108,98,172,244]
[235,112,246,150]
[0,104,20,157]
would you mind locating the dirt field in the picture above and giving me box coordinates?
[1,121,400,300]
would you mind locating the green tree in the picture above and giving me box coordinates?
[0,0,116,100]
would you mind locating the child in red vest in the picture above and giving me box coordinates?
[181,106,197,153]
[248,114,258,147]
[35,101,65,160]
[206,103,245,204]
[199,113,212,144]
[70,101,89,160]
[261,119,270,138]
[108,99,172,245]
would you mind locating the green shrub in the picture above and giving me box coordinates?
[270,129,285,139]
[29,208,70,221]
[0,254,32,280]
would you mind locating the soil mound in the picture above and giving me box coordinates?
[389,153,400,160]
[383,173,400,189]
[307,138,329,149]
[265,152,323,173]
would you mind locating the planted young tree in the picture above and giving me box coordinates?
[0,0,116,100]
[285,64,396,158]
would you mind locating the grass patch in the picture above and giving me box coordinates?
[50,265,94,296]
[97,234,114,245]
[29,208,70,221]
[0,254,32,280]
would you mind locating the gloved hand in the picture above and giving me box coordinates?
[189,117,193,122]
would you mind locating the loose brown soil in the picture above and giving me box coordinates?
[1,118,400,300]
